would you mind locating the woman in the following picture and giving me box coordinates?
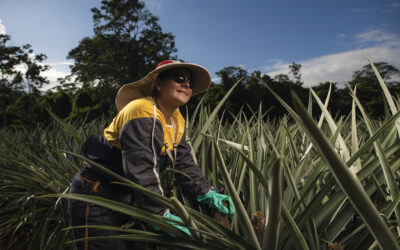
[68,60,235,250]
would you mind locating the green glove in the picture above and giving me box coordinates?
[197,189,235,220]
[164,211,191,236]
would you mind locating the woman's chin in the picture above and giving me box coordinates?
[174,95,191,106]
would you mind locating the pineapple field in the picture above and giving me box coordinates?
[1,60,400,249]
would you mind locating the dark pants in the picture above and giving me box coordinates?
[68,173,133,250]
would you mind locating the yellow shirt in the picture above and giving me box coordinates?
[104,97,185,153]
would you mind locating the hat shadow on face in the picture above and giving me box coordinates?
[115,60,211,112]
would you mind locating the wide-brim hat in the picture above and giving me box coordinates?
[115,60,211,111]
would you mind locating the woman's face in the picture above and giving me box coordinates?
[155,68,193,108]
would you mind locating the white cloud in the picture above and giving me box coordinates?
[40,67,70,92]
[39,61,74,91]
[355,28,399,44]
[390,2,400,8]
[11,62,70,93]
[0,19,6,35]
[211,76,221,83]
[262,59,287,72]
[11,58,72,92]
[143,0,164,15]
[264,29,400,87]
[48,61,73,67]
[338,34,347,38]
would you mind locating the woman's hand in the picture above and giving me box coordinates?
[149,211,191,236]
[197,189,235,220]
[163,211,191,235]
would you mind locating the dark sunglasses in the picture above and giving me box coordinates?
[165,74,193,89]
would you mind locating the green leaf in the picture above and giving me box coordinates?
[290,90,399,250]
[214,138,261,249]
[46,108,84,145]
[263,159,282,250]
[192,79,242,152]
[367,57,400,138]
[347,83,400,225]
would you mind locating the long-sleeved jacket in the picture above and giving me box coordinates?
[82,97,211,215]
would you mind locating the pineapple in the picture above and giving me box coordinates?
[213,210,231,229]
[213,201,231,229]
[329,242,344,250]
[251,211,266,247]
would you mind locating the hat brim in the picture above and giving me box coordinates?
[115,62,211,111]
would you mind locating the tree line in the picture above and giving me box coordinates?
[188,61,400,120]
[1,0,399,128]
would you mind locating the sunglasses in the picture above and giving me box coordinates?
[165,74,194,89]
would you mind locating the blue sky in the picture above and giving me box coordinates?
[0,0,399,90]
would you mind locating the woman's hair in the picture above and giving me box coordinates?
[152,81,159,97]
[157,70,170,81]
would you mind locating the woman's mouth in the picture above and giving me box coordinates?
[177,90,188,95]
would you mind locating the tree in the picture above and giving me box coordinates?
[273,63,303,87]
[351,62,400,87]
[0,34,49,127]
[348,62,400,118]
[216,66,248,91]
[6,94,45,127]
[215,66,248,115]
[289,62,303,86]
[23,49,49,94]
[244,70,270,113]
[39,92,72,120]
[312,81,343,117]
[274,73,290,84]
[68,88,114,121]
[67,0,177,90]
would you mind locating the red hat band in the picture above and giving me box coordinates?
[156,60,175,68]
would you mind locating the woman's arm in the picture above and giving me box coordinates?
[120,118,166,215]
[174,131,211,195]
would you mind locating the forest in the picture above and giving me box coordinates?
[1,0,399,128]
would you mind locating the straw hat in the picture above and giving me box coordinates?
[115,60,211,111]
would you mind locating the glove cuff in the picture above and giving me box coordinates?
[197,189,215,202]
[162,209,170,217]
